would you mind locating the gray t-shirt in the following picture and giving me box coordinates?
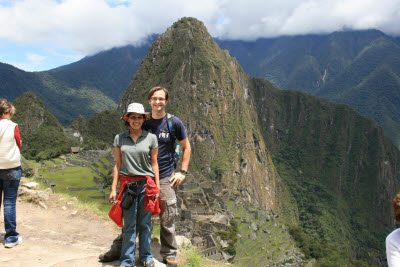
[114,130,158,177]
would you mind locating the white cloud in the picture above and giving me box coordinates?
[0,0,399,56]
[27,53,46,65]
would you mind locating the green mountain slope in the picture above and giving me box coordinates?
[333,64,400,146]
[318,37,400,98]
[319,38,400,147]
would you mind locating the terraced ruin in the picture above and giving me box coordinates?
[176,173,305,266]
[24,149,114,214]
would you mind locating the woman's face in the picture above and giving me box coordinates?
[127,112,144,130]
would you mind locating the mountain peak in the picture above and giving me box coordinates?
[166,17,213,43]
[120,18,276,209]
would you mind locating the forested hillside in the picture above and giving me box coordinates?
[12,92,79,160]
[251,78,400,264]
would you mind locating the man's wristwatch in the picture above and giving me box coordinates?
[179,169,188,175]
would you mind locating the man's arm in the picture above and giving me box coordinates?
[170,137,191,187]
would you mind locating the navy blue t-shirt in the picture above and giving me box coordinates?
[144,115,187,179]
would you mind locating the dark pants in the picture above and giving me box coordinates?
[0,166,21,244]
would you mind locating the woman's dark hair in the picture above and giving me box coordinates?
[147,86,169,101]
[393,192,400,223]
[0,99,15,117]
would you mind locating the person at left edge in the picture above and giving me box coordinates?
[0,99,23,248]
[108,103,160,267]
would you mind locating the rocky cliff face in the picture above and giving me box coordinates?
[251,78,400,261]
[120,18,278,209]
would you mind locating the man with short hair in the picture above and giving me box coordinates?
[100,86,191,267]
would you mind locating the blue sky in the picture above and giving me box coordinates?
[1,0,399,72]
[0,39,82,71]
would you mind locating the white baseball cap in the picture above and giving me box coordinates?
[122,103,148,121]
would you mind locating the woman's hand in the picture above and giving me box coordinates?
[154,193,159,203]
[109,189,117,204]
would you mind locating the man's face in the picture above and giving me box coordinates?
[148,90,168,112]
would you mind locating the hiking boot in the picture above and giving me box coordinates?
[5,236,22,248]
[163,257,178,267]
[142,259,155,267]
[99,251,120,262]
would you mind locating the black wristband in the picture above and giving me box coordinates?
[179,170,188,175]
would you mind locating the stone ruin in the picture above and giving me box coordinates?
[174,171,305,266]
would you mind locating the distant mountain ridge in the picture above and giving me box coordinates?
[0,43,151,125]
[2,29,400,149]
[49,39,156,102]
[217,30,400,147]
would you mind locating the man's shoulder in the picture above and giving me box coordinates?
[168,114,184,126]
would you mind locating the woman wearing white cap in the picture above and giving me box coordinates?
[108,103,160,267]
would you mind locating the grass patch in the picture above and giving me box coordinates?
[25,158,111,215]
[226,200,234,209]
[179,246,228,267]
[181,187,201,193]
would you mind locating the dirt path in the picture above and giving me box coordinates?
[0,195,166,267]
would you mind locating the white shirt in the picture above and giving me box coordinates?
[387,228,400,266]
[0,119,21,169]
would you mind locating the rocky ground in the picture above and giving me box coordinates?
[0,182,170,267]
